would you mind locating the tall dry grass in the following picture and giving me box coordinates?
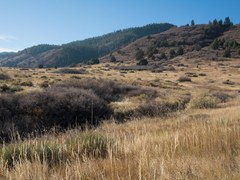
[0,99,240,179]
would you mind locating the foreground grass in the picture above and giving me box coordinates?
[0,98,239,179]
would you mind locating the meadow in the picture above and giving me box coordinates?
[0,57,240,179]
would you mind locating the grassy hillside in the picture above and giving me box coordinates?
[0,23,174,67]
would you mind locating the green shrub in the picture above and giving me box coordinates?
[9,86,24,92]
[0,132,113,167]
[0,142,67,167]
[20,81,33,86]
[80,133,111,158]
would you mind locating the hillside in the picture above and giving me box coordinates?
[101,24,240,65]
[0,23,174,68]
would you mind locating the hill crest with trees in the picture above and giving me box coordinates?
[0,23,174,67]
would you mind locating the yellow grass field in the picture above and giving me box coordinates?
[0,57,240,179]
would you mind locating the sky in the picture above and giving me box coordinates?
[0,0,239,52]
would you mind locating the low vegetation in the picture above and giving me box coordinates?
[54,68,87,74]
[189,92,232,109]
[177,76,192,82]
[0,17,239,179]
[0,73,10,80]
[0,78,159,140]
[1,98,240,179]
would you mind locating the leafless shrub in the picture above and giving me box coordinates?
[55,68,87,74]
[177,76,192,82]
[135,96,190,117]
[0,73,10,80]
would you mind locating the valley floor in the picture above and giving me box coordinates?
[0,57,240,179]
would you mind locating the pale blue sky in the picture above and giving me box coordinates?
[0,0,239,52]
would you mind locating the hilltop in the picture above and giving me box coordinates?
[0,23,174,67]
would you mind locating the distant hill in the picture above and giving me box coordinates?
[0,23,174,67]
[0,52,16,59]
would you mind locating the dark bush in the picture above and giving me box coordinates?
[185,72,198,77]
[177,47,184,55]
[0,74,10,80]
[199,73,207,76]
[55,78,139,102]
[20,81,33,86]
[223,49,231,58]
[159,52,167,59]
[211,91,231,103]
[40,81,49,88]
[110,55,117,62]
[223,79,235,85]
[0,88,111,140]
[55,68,86,74]
[135,49,144,60]
[137,58,148,65]
[177,76,192,82]
[0,84,10,92]
[87,58,100,65]
[0,78,159,140]
[169,49,176,59]
[18,87,111,128]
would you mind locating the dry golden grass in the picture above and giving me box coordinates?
[0,96,238,179]
[0,58,240,179]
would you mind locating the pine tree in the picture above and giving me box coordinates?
[137,58,148,65]
[191,20,195,26]
[224,17,233,27]
[135,49,144,60]
[169,49,176,58]
[223,49,231,58]
[177,47,184,55]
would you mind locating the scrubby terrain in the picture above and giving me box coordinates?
[0,55,239,179]
[0,20,240,179]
